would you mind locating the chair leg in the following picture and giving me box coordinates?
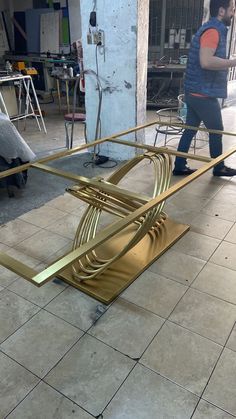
[164,132,168,147]
[193,134,197,154]
[84,122,87,144]
[154,131,158,147]
[65,121,70,149]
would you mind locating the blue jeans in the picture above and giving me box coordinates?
[174,93,224,170]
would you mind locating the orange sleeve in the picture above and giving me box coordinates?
[200,28,219,49]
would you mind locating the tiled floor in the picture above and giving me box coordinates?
[1,103,236,418]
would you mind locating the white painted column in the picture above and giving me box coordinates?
[80,0,149,160]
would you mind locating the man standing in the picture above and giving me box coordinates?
[173,0,236,176]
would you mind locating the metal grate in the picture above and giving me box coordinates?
[149,0,204,61]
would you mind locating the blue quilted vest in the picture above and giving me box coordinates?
[184,18,228,98]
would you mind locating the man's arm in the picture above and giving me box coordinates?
[200,47,236,70]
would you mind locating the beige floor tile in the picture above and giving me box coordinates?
[0,290,40,343]
[190,214,233,239]
[8,275,66,307]
[212,187,236,205]
[70,204,88,218]
[19,205,66,228]
[183,180,223,199]
[5,247,42,267]
[0,243,9,251]
[46,286,107,331]
[0,219,40,247]
[226,325,236,352]
[7,382,93,419]
[122,270,187,318]
[169,192,210,212]
[90,298,164,358]
[46,193,83,213]
[203,348,236,416]
[15,229,71,262]
[170,289,236,345]
[192,263,236,305]
[0,265,19,287]
[1,310,83,378]
[45,334,135,417]
[172,231,221,260]
[43,241,73,265]
[149,249,206,285]
[210,241,236,270]
[102,364,198,419]
[45,213,81,239]
[202,199,236,222]
[192,400,235,418]
[164,202,200,225]
[0,351,39,418]
[225,224,236,244]
[141,321,222,395]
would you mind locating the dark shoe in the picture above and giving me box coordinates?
[173,166,197,176]
[213,166,236,177]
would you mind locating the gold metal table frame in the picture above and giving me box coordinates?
[0,120,236,303]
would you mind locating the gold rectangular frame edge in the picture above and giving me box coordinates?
[0,119,235,179]
[0,145,235,286]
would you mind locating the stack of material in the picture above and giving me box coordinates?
[0,112,36,196]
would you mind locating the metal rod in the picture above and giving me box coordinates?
[160,0,167,59]
[1,118,236,179]
[1,144,234,286]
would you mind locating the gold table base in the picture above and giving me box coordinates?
[58,217,189,304]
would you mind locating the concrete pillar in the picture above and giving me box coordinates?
[80,0,149,160]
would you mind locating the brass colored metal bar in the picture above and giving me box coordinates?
[5,145,235,286]
[0,118,235,180]
[32,163,150,203]
[72,188,141,212]
[0,137,108,179]
[110,138,213,162]
[161,121,236,137]
[68,189,143,225]
[69,189,134,214]
[0,119,166,179]
[0,253,38,284]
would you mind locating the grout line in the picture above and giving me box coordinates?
[189,321,236,419]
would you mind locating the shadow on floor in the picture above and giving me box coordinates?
[0,152,123,224]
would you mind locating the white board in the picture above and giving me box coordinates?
[40,11,60,54]
[0,12,9,58]
[68,0,82,43]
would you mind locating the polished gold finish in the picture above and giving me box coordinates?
[67,152,172,282]
[1,119,236,179]
[58,218,189,304]
[0,119,236,303]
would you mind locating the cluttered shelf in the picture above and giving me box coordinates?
[147,61,186,108]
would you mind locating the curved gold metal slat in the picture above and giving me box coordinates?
[69,152,172,282]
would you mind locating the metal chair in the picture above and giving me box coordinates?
[154,107,184,148]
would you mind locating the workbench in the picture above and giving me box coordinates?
[147,63,186,107]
